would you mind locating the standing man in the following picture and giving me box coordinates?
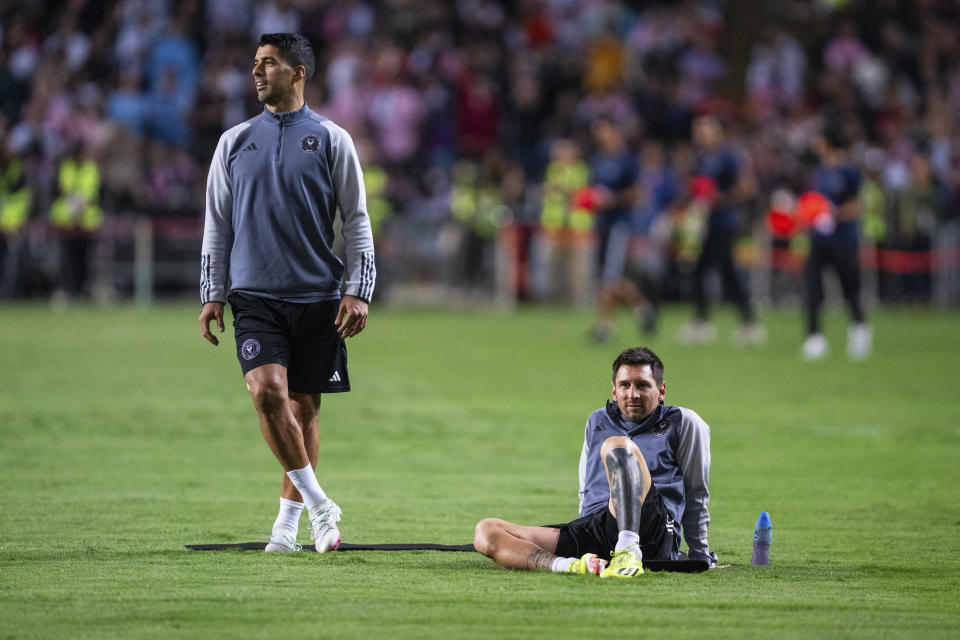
[198,34,376,553]
[587,118,648,343]
[474,347,715,578]
[50,142,103,300]
[801,125,870,360]
[679,114,764,345]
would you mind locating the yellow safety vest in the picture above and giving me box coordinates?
[50,158,102,231]
[451,164,503,237]
[364,166,391,237]
[541,161,592,232]
[0,159,31,232]
[860,178,886,243]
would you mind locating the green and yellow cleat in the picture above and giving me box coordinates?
[600,545,644,579]
[568,553,607,576]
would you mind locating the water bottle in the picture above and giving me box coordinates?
[751,511,772,565]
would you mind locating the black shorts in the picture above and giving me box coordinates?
[596,222,631,285]
[228,292,350,394]
[553,484,679,561]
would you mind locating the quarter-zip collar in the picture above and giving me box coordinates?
[259,103,312,126]
[605,400,665,436]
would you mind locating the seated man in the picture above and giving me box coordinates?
[474,347,715,578]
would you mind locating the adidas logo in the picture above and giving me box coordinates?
[242,142,258,152]
[328,371,341,382]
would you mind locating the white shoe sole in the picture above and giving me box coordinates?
[314,532,341,553]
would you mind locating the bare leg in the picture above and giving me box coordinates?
[245,364,309,471]
[600,436,652,529]
[617,279,645,309]
[473,519,562,570]
[595,283,617,328]
[280,392,322,502]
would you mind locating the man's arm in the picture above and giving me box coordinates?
[577,421,591,517]
[329,124,376,304]
[327,123,375,338]
[676,407,712,561]
[199,133,234,345]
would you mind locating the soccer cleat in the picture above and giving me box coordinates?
[589,325,613,344]
[677,321,717,345]
[265,531,302,552]
[635,303,658,336]
[801,333,828,360]
[732,322,767,347]
[600,544,644,579]
[847,323,872,360]
[309,499,342,553]
[568,553,607,576]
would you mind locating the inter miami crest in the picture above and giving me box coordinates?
[653,419,670,437]
[299,133,321,152]
[241,338,261,360]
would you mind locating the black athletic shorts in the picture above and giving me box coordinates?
[228,292,350,394]
[553,484,679,561]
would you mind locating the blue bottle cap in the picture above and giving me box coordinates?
[756,511,771,528]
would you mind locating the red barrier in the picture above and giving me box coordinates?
[19,217,203,238]
[768,244,960,274]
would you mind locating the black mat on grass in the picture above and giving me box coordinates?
[186,542,474,552]
[184,542,710,572]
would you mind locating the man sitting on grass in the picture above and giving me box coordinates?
[474,347,716,578]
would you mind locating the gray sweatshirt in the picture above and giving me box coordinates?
[577,402,712,560]
[201,105,375,304]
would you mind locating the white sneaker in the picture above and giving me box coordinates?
[265,531,302,552]
[847,323,872,360]
[802,333,828,360]
[309,499,342,553]
[732,322,767,347]
[677,321,717,345]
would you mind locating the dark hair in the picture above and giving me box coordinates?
[258,33,316,81]
[612,347,664,384]
[822,117,849,150]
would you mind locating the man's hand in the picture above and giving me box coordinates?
[336,295,368,338]
[706,552,731,569]
[199,302,225,346]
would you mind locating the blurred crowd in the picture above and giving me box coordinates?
[0,0,958,305]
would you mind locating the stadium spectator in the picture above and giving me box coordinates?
[0,0,957,307]
[887,151,949,302]
[448,155,503,291]
[536,137,592,305]
[366,45,425,169]
[0,144,31,297]
[49,141,102,299]
[745,25,806,122]
[106,68,147,135]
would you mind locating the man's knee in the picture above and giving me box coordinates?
[247,371,287,414]
[474,518,505,556]
[600,435,641,461]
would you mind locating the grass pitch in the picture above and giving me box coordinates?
[1,302,959,638]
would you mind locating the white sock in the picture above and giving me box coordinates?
[551,556,576,573]
[285,464,328,508]
[616,530,640,553]
[272,497,303,536]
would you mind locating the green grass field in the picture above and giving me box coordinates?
[2,302,959,638]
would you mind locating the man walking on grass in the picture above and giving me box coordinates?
[198,33,375,553]
[474,347,715,577]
